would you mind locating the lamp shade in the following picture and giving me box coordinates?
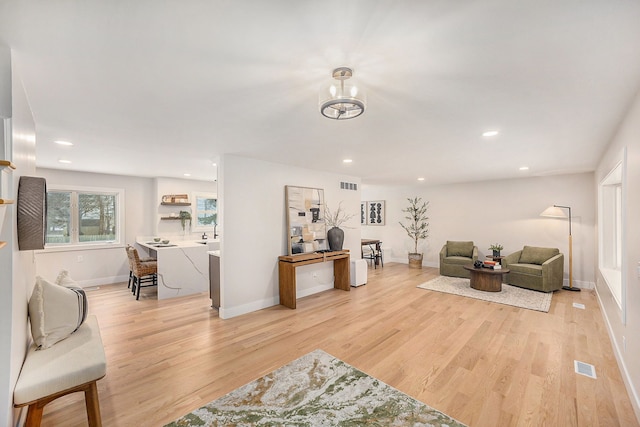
[540,206,567,218]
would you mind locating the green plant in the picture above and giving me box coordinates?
[179,210,192,231]
[324,201,355,228]
[399,197,429,254]
[489,243,503,251]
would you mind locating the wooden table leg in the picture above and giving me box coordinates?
[278,262,297,308]
[333,257,351,291]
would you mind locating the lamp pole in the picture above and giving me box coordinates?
[553,205,580,292]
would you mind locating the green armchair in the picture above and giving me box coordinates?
[439,241,478,279]
[502,246,564,292]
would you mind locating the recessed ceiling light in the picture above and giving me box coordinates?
[183,173,191,177]
[417,177,425,181]
[58,159,72,164]
[212,163,217,167]
[519,166,529,171]
[482,130,499,137]
[343,159,353,163]
[54,140,73,146]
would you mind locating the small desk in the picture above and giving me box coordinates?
[278,250,350,309]
[361,239,383,268]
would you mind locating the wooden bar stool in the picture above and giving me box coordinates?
[126,246,158,300]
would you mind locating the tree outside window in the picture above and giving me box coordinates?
[46,188,121,246]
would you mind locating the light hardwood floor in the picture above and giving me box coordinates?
[39,263,638,426]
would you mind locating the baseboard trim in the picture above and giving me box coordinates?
[595,286,640,422]
[77,275,129,288]
[219,296,279,320]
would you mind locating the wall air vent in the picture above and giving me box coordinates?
[340,182,358,191]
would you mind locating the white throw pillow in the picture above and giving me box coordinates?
[28,274,89,350]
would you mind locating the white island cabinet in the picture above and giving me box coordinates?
[136,238,220,300]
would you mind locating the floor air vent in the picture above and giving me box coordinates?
[573,302,585,309]
[574,360,597,379]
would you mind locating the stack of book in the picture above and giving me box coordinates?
[483,260,502,270]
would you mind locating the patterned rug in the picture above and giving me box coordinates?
[165,349,466,427]
[418,275,552,312]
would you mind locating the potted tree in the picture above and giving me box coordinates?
[399,197,429,268]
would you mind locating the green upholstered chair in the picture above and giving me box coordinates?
[439,241,478,279]
[502,246,564,292]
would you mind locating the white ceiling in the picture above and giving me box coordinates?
[1,1,640,186]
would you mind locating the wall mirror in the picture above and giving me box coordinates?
[285,186,327,255]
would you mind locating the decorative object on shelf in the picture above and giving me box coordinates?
[399,197,429,269]
[474,260,483,268]
[488,243,503,257]
[161,194,190,205]
[319,67,366,120]
[179,210,191,232]
[540,205,579,291]
[285,186,326,255]
[324,201,355,251]
[17,176,47,251]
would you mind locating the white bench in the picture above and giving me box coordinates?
[13,315,107,427]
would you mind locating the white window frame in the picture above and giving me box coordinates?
[44,185,125,251]
[191,191,217,233]
[598,159,625,317]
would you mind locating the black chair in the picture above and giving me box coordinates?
[362,241,383,268]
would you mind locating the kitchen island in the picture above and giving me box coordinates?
[136,238,220,300]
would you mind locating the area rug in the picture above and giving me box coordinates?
[418,276,552,312]
[165,349,466,427]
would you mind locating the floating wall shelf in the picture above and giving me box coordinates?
[0,198,15,204]
[160,202,191,206]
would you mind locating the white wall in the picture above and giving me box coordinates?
[154,177,217,239]
[219,154,361,319]
[0,54,37,426]
[362,172,596,287]
[595,88,640,418]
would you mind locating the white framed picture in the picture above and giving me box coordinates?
[366,200,385,226]
[361,202,367,225]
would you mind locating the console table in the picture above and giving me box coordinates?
[278,250,350,309]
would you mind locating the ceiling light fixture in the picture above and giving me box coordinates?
[183,173,191,177]
[482,130,499,137]
[343,159,353,163]
[54,140,73,146]
[417,177,425,181]
[58,159,72,164]
[519,166,529,171]
[320,67,366,120]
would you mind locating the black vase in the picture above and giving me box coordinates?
[327,227,344,251]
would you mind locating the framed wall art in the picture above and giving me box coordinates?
[366,200,385,226]
[361,202,367,225]
[285,185,327,255]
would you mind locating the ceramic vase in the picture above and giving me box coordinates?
[327,227,344,251]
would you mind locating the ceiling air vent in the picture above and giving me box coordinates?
[340,182,358,191]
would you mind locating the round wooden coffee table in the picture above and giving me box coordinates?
[463,265,510,292]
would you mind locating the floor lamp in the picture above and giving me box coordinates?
[540,205,580,291]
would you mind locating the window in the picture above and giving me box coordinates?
[192,192,217,232]
[46,186,124,247]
